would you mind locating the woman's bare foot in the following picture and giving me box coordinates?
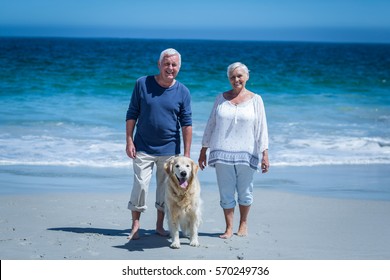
[220,208,234,239]
[237,222,248,237]
[219,228,233,239]
[237,205,250,237]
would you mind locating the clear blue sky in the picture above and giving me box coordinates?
[1,0,389,43]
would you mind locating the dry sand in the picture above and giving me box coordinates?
[1,187,390,260]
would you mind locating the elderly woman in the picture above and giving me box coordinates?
[198,62,269,239]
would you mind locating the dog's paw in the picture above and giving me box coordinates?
[189,239,199,247]
[170,242,181,249]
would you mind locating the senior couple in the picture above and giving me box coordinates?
[125,48,269,240]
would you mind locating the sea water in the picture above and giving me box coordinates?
[1,37,389,198]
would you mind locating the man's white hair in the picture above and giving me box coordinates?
[159,48,181,66]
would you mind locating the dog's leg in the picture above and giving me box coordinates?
[188,211,200,247]
[169,212,181,249]
[180,219,190,238]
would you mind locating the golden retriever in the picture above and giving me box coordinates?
[164,156,202,249]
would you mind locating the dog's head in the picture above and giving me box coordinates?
[164,156,198,190]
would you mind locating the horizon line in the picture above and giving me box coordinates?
[1,24,390,44]
[1,35,390,45]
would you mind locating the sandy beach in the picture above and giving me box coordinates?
[1,165,390,260]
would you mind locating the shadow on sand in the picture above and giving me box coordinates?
[47,227,171,251]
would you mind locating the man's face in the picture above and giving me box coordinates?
[158,54,181,82]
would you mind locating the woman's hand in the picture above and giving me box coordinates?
[198,147,208,170]
[261,150,269,173]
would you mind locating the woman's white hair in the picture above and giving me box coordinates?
[159,48,181,66]
[227,62,249,78]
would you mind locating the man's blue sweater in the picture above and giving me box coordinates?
[126,76,192,156]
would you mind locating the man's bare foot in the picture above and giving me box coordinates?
[127,220,140,240]
[237,222,248,237]
[156,228,169,237]
[219,229,233,239]
[127,230,139,240]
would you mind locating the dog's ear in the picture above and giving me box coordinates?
[164,158,172,174]
[191,159,199,175]
[186,159,198,188]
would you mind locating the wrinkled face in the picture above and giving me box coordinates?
[229,67,248,90]
[158,54,180,83]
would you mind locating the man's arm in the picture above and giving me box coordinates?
[182,125,192,157]
[126,119,137,159]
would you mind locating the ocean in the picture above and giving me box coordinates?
[1,37,389,198]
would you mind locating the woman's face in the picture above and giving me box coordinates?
[229,67,249,90]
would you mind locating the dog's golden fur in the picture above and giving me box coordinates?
[164,156,202,249]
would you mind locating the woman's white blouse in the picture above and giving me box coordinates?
[201,93,268,170]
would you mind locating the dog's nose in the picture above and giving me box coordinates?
[180,171,187,177]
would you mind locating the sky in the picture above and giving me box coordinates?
[0,0,389,43]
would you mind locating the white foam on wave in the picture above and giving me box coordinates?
[271,135,390,166]
[0,134,130,168]
[1,130,390,168]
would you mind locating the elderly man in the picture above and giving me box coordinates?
[125,48,192,240]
